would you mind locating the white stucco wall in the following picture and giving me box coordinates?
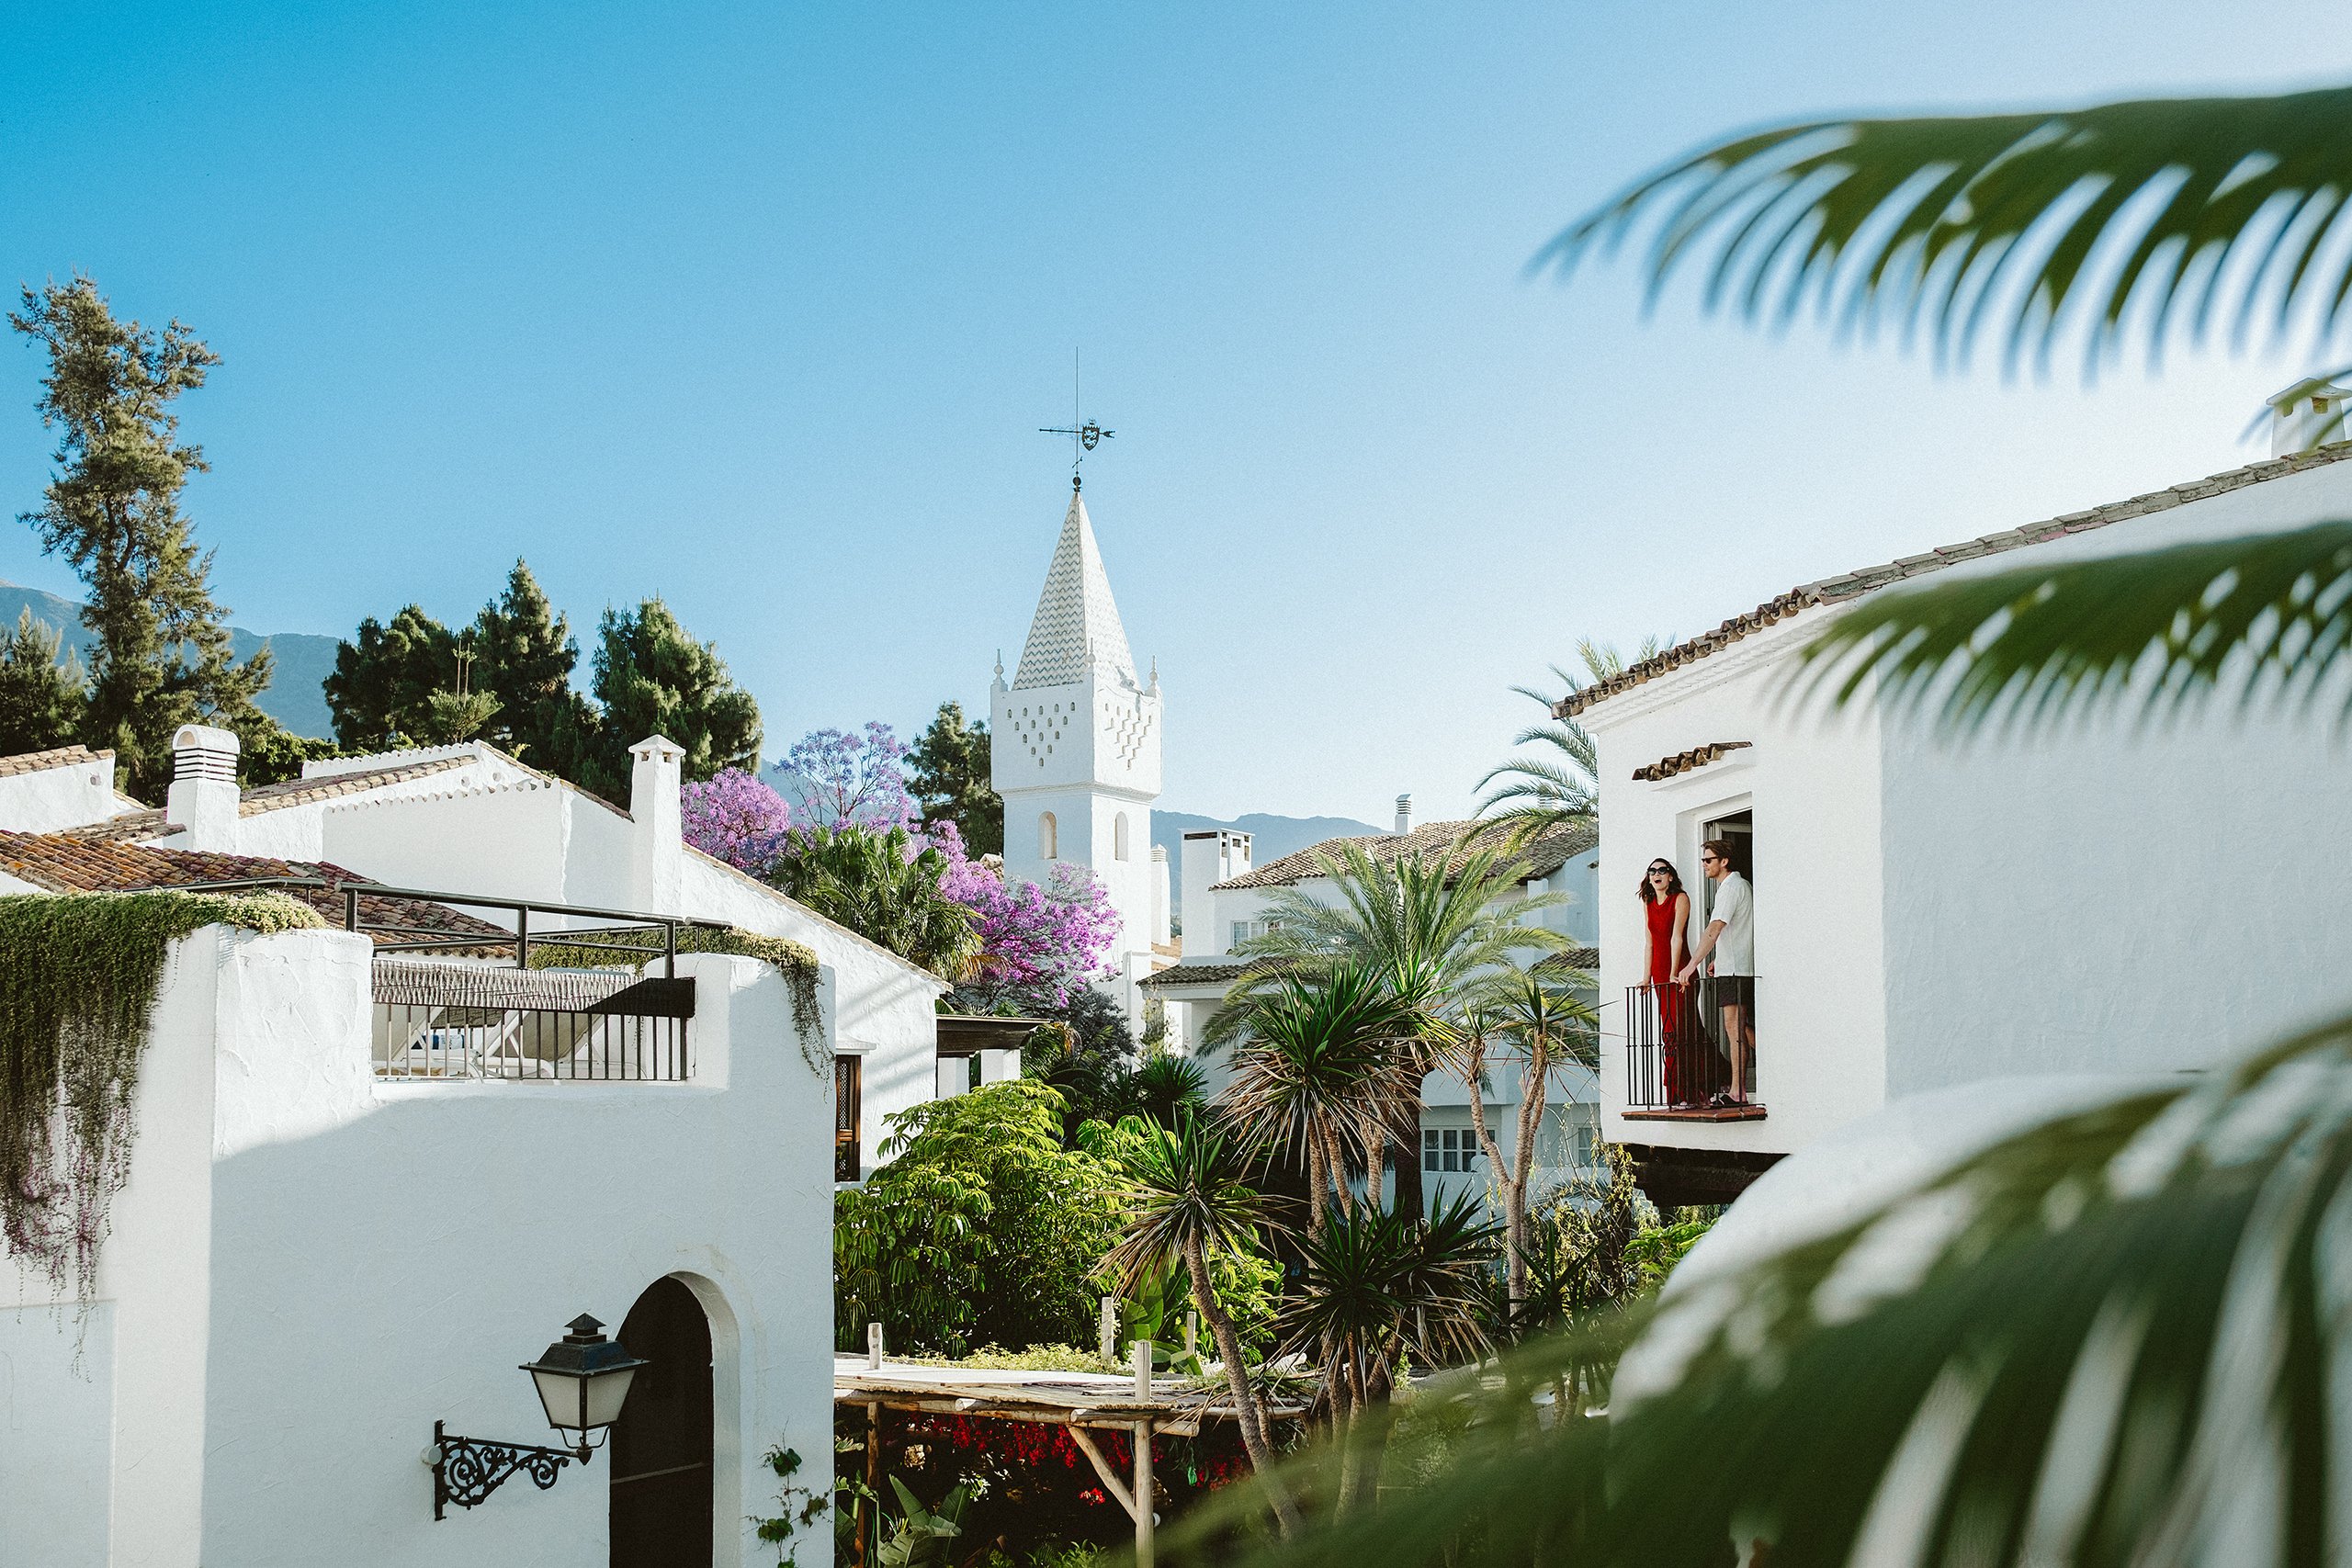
[1876,459,2352,1093]
[0,752,122,832]
[1,926,834,1567]
[1587,621,1890,1160]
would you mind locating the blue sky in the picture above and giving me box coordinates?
[5,3,2350,820]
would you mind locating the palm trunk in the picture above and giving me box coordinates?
[1508,1033,1553,1314]
[1187,1234,1301,1537]
[1463,1039,1519,1314]
[1306,1135,1329,1237]
[1319,1125,1355,1220]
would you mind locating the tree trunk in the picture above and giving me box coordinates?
[1463,1041,1520,1315]
[1188,1235,1301,1537]
[1508,1034,1553,1316]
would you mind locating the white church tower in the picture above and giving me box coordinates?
[992,479,1164,1019]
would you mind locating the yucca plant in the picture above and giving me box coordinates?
[1102,1112,1304,1536]
[1216,963,1425,1235]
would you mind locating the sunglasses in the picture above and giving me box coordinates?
[1647,866,1673,875]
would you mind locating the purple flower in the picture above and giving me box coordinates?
[682,768,795,875]
[778,721,922,834]
[928,819,1121,1005]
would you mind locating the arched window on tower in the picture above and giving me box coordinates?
[1114,813,1130,862]
[1040,811,1058,861]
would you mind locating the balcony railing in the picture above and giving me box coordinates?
[1624,976,1762,1118]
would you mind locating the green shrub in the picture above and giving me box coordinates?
[835,1081,1122,1355]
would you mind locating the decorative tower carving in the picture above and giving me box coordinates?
[991,481,1162,1017]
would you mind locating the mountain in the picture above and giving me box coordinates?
[0,581,340,739]
[1151,810,1385,914]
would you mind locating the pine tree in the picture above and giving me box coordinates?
[323,604,456,750]
[10,276,270,796]
[469,560,594,770]
[907,700,1003,855]
[0,608,88,754]
[580,598,762,799]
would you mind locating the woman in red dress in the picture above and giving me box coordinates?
[1640,861,1694,1106]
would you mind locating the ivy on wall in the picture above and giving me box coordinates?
[0,891,325,1303]
[527,925,825,1072]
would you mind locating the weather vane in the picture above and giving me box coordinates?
[1039,350,1114,489]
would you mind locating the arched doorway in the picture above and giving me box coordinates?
[609,1276,713,1567]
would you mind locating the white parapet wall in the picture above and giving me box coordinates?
[1,924,834,1568]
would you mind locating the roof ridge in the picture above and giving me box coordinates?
[1559,441,2352,717]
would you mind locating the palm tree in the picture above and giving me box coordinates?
[1102,1113,1304,1537]
[1217,963,1424,1235]
[1193,82,2352,1568]
[1544,85,2352,385]
[769,826,981,980]
[1229,840,1572,1212]
[1456,964,1598,1317]
[1472,638,1661,849]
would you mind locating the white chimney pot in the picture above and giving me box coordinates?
[1394,794,1413,836]
[166,724,243,851]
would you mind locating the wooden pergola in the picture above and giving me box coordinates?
[835,1348,1306,1566]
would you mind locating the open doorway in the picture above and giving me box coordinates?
[1699,807,1752,920]
[610,1276,714,1567]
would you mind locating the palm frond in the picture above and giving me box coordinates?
[1793,518,2352,735]
[1185,1006,2352,1568]
[1543,85,2352,374]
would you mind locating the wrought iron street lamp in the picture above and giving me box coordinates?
[424,1314,648,1520]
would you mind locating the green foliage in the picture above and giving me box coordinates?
[877,1476,970,1568]
[908,700,1003,857]
[231,713,341,788]
[525,923,821,1062]
[0,891,324,1302]
[750,1442,829,1568]
[1797,517,2352,738]
[0,608,86,755]
[898,1344,1127,1374]
[773,826,980,981]
[471,560,596,768]
[9,276,270,796]
[325,604,456,750]
[834,1081,1123,1356]
[579,597,762,797]
[1545,85,2352,376]
[1080,1113,1281,1358]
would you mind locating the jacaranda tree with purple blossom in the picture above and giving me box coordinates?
[928,820,1121,1006]
[779,722,921,833]
[680,768,793,876]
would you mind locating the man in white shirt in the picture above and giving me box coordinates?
[1678,840,1756,1105]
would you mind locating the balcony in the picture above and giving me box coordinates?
[1623,976,1764,1122]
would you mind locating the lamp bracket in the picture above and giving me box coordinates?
[427,1419,594,1520]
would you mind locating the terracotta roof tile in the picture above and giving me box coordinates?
[54,754,479,845]
[1632,740,1751,783]
[1209,818,1592,892]
[0,745,111,779]
[0,831,511,947]
[1558,443,2352,718]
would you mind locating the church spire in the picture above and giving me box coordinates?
[1011,486,1137,691]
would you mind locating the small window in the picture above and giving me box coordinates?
[835,1056,863,1183]
[1040,811,1058,860]
[1114,812,1130,862]
[1422,1129,1440,1172]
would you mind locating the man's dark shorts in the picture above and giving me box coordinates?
[1713,976,1756,1011]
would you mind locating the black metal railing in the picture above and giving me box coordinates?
[1625,976,1760,1111]
[374,1004,691,1081]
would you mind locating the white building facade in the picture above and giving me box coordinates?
[990,480,1167,1019]
[1579,438,2352,1208]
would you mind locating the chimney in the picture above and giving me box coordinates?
[1394,794,1413,836]
[2267,380,2352,457]
[166,725,242,851]
[1150,843,1171,946]
[628,735,686,914]
[1181,830,1253,956]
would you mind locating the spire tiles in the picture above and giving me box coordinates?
[1012,487,1138,691]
